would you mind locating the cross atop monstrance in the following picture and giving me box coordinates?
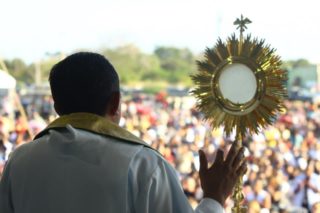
[234,15,252,34]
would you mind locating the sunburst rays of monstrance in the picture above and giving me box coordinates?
[191,15,287,212]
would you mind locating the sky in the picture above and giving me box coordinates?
[1,0,320,63]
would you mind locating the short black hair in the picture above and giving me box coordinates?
[49,52,119,116]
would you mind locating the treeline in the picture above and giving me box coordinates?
[4,45,197,86]
[3,44,311,86]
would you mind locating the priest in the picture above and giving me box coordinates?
[0,52,247,213]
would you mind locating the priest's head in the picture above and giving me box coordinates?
[49,52,121,124]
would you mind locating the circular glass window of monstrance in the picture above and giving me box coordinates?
[218,63,257,104]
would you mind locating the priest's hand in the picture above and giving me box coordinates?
[198,142,247,206]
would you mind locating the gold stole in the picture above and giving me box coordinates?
[35,112,154,150]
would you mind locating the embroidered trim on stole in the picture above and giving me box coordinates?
[35,112,154,150]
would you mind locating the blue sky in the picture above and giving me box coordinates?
[1,0,319,63]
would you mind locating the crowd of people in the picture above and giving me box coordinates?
[1,92,320,213]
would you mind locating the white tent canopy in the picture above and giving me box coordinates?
[0,69,16,89]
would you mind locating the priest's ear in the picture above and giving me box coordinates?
[106,91,121,124]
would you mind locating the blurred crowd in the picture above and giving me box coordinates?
[1,92,320,213]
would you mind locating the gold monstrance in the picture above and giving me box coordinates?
[191,15,287,212]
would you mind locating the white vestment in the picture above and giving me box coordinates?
[0,124,222,213]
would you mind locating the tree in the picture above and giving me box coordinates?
[282,58,310,69]
[4,58,33,84]
[154,47,196,83]
[102,44,163,84]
